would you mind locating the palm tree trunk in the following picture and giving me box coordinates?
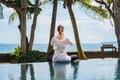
[18,12,29,52]
[67,5,87,59]
[113,18,120,57]
[113,0,120,57]
[46,0,58,56]
[28,0,39,51]
[20,10,27,54]
[20,0,27,54]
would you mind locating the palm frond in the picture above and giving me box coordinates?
[79,1,109,20]
[81,0,92,4]
[40,0,53,6]
[28,0,35,6]
[9,11,18,24]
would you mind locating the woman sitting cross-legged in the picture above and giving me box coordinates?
[50,24,78,63]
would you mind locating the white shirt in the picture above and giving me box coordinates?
[51,36,71,62]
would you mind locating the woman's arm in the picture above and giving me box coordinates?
[51,37,55,46]
[68,40,73,45]
[66,38,73,45]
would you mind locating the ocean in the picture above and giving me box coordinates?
[0,43,118,54]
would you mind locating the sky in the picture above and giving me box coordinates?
[0,2,117,44]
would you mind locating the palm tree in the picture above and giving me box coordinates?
[46,0,108,59]
[46,0,87,59]
[113,0,120,56]
[63,0,87,59]
[7,0,41,53]
[28,0,40,51]
[20,0,27,54]
[0,0,27,53]
[46,0,58,56]
[90,0,120,57]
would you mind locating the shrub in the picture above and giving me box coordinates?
[11,45,21,57]
[10,45,21,62]
[11,50,47,63]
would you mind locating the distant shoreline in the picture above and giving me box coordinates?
[0,43,118,53]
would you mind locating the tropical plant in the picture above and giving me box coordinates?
[11,45,21,57]
[46,0,87,59]
[10,45,21,63]
[0,0,28,53]
[46,0,109,59]
[17,50,47,63]
[79,0,109,20]
[46,0,58,57]
[2,0,42,54]
[86,0,120,57]
[63,0,87,59]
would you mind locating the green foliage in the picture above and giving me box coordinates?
[10,45,21,63]
[9,11,18,24]
[107,0,113,4]
[12,50,47,63]
[27,6,42,15]
[79,1,109,20]
[9,0,42,24]
[82,0,92,5]
[27,0,42,16]
[11,45,21,57]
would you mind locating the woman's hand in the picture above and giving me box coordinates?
[69,41,73,46]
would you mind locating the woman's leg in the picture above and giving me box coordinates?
[47,54,53,62]
[71,55,78,62]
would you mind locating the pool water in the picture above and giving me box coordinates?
[0,58,119,80]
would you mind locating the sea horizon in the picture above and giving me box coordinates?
[0,42,118,53]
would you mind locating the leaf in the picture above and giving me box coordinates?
[8,11,18,24]
[79,0,109,20]
[82,0,92,5]
[107,0,113,4]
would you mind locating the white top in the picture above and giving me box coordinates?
[51,36,71,62]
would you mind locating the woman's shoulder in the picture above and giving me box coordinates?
[64,36,69,40]
[52,36,58,41]
[52,36,56,39]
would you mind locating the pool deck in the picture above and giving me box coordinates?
[0,51,118,63]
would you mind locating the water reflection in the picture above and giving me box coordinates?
[71,62,79,80]
[115,59,120,80]
[0,59,117,80]
[49,62,79,80]
[21,64,35,80]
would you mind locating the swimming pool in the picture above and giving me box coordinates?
[0,58,119,80]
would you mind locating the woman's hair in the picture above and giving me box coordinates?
[57,25,64,34]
